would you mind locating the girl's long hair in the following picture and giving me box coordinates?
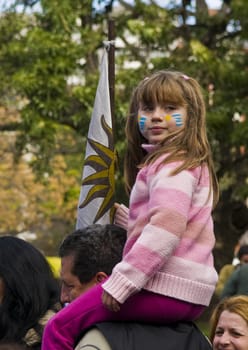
[0,236,60,347]
[124,70,219,207]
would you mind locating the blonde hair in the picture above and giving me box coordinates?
[209,295,248,342]
[124,70,219,207]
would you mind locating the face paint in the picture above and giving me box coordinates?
[164,113,183,127]
[164,115,172,122]
[171,113,183,127]
[138,114,147,132]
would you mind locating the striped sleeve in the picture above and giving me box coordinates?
[103,164,200,303]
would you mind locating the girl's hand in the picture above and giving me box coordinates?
[114,203,129,230]
[102,290,120,312]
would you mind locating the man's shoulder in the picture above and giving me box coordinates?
[76,322,212,350]
[75,327,111,350]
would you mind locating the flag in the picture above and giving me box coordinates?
[76,48,115,229]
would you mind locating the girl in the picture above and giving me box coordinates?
[42,70,219,350]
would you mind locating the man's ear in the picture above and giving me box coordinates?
[95,271,108,284]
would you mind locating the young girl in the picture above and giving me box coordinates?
[42,70,219,350]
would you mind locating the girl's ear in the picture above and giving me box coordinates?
[95,272,108,284]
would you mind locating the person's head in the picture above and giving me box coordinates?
[59,224,126,304]
[124,70,218,205]
[237,245,248,264]
[210,295,248,349]
[0,236,60,346]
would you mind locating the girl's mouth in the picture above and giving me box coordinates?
[150,127,166,132]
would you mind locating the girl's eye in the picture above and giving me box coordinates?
[166,105,176,111]
[140,105,154,112]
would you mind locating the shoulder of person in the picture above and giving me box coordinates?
[220,264,235,274]
[75,327,111,350]
[93,322,212,350]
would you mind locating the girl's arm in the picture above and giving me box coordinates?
[103,164,201,304]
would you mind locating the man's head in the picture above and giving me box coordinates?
[238,244,248,264]
[59,224,126,304]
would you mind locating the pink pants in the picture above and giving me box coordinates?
[42,283,204,350]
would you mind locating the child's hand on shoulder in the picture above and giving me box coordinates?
[102,290,120,312]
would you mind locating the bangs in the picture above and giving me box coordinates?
[138,73,186,108]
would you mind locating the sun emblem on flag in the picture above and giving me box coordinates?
[79,114,115,223]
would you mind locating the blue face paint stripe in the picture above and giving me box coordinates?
[139,115,147,131]
[172,113,183,127]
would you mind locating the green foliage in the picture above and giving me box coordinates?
[0,0,248,257]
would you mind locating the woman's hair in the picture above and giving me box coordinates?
[209,295,248,342]
[124,70,219,206]
[0,236,60,347]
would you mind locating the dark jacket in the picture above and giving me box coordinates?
[95,322,212,350]
[221,263,248,298]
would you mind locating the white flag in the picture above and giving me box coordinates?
[76,48,115,229]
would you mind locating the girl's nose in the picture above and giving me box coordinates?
[151,107,164,121]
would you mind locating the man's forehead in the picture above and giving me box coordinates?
[60,255,75,279]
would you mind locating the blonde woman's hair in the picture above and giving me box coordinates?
[209,295,248,342]
[124,69,219,207]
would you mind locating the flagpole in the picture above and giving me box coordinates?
[108,19,115,139]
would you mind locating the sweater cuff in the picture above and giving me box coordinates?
[102,271,139,304]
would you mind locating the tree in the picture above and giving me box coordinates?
[0,106,81,253]
[0,0,247,262]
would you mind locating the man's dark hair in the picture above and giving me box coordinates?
[238,244,248,260]
[59,224,126,284]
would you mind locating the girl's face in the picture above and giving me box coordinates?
[137,104,187,144]
[213,310,248,350]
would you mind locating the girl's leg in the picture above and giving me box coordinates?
[42,283,204,350]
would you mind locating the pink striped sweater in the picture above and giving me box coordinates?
[103,155,218,306]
